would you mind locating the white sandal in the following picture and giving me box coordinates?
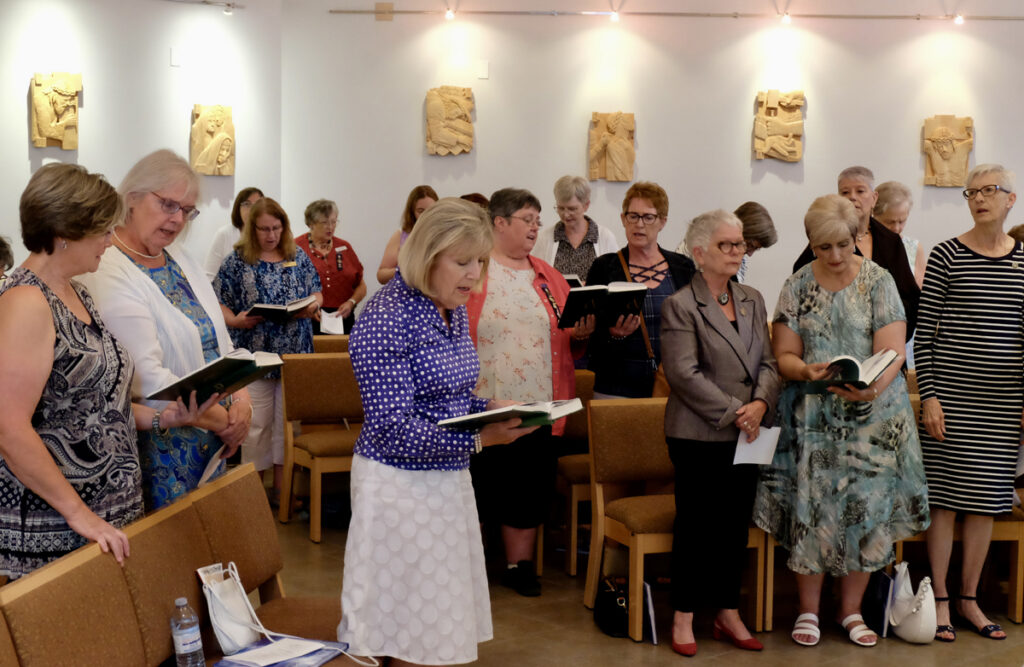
[839,613,878,647]
[791,612,820,646]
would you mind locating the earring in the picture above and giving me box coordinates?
[61,240,68,250]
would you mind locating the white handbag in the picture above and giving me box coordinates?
[197,562,272,655]
[888,561,936,644]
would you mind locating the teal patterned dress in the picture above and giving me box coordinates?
[753,260,930,576]
[127,252,225,510]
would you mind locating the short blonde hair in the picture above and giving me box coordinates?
[804,194,858,246]
[120,149,200,213]
[553,175,590,205]
[966,164,1016,193]
[399,198,493,297]
[873,181,913,216]
[236,198,297,265]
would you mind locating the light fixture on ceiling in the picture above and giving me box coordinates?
[223,3,233,15]
[610,11,619,22]
[953,14,965,25]
[158,0,245,13]
[781,12,791,24]
[445,8,455,20]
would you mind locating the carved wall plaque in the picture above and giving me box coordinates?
[923,115,973,187]
[588,111,635,182]
[31,72,82,150]
[190,104,235,175]
[753,90,804,163]
[425,86,474,156]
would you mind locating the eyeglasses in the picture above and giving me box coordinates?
[315,218,338,227]
[717,240,748,254]
[239,200,258,208]
[624,212,660,226]
[150,192,200,221]
[963,184,1012,199]
[508,214,542,228]
[254,225,283,234]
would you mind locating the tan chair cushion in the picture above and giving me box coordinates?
[192,468,284,594]
[0,546,147,666]
[605,494,675,534]
[295,427,360,457]
[122,502,215,666]
[996,505,1024,522]
[0,611,21,667]
[256,596,342,641]
[557,454,590,485]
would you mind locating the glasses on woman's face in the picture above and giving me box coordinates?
[716,240,748,254]
[150,192,200,221]
[963,184,1011,200]
[255,224,283,235]
[624,212,660,226]
[508,214,542,228]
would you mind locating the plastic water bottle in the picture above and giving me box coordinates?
[170,597,204,667]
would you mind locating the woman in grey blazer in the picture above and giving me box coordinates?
[661,209,780,656]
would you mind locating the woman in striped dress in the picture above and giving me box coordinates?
[916,163,1024,642]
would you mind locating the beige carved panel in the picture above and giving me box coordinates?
[190,104,235,175]
[753,90,804,163]
[31,72,82,150]
[588,112,635,182]
[425,86,474,156]
[923,115,973,187]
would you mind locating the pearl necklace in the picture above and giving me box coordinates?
[114,229,162,259]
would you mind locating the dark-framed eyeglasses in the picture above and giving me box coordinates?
[624,212,660,226]
[150,192,200,221]
[717,240,748,254]
[963,184,1011,200]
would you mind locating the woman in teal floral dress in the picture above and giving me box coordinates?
[753,194,929,648]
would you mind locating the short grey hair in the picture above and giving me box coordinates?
[683,209,743,260]
[399,197,493,297]
[837,165,874,188]
[804,194,859,246]
[553,175,590,205]
[304,199,338,227]
[966,163,1016,193]
[873,181,913,217]
[119,149,201,212]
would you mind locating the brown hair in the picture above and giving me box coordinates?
[622,181,669,219]
[235,197,296,265]
[21,163,124,255]
[401,185,439,233]
[231,187,264,230]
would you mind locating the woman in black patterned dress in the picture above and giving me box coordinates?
[916,163,1024,641]
[0,164,210,579]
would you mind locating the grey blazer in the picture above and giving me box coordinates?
[661,274,780,442]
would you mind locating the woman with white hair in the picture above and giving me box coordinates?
[873,181,924,287]
[81,149,252,510]
[660,209,779,656]
[531,175,618,282]
[754,194,929,649]
[916,164,1024,642]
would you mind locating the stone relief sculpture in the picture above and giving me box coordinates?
[190,104,235,175]
[425,86,474,155]
[753,90,804,162]
[588,111,635,182]
[923,115,974,187]
[30,72,82,150]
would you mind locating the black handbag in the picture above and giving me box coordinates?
[593,577,628,637]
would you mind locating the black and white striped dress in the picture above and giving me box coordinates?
[915,238,1024,515]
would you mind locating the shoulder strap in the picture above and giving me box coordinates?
[616,251,654,360]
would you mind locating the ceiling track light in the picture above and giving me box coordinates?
[445,8,455,20]
[953,14,965,25]
[158,0,245,12]
[780,12,791,24]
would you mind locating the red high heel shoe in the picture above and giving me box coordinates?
[671,639,697,657]
[712,622,763,651]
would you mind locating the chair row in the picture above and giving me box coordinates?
[0,464,342,666]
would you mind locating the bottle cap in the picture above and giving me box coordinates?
[175,597,188,606]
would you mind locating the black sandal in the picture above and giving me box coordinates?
[956,595,1006,640]
[933,597,956,642]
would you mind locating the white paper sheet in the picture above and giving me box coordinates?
[733,426,781,465]
[318,311,347,335]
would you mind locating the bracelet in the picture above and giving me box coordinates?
[610,333,627,341]
[152,410,169,436]
[348,298,357,308]
[473,431,483,454]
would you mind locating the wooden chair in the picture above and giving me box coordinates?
[313,334,349,354]
[280,352,363,543]
[582,398,674,641]
[555,369,595,576]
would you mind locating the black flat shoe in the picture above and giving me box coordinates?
[934,596,956,642]
[501,560,541,597]
[956,595,1006,640]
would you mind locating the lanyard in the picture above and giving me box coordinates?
[539,283,561,321]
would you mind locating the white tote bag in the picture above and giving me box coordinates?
[197,562,271,655]
[888,561,936,644]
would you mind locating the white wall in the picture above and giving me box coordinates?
[0,0,282,265]
[281,0,1024,310]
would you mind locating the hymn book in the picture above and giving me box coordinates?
[146,349,283,403]
[806,348,899,394]
[438,399,584,429]
[556,282,647,328]
[245,295,317,324]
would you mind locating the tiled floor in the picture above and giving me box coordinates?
[276,517,1023,666]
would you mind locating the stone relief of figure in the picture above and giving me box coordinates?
[425,86,474,156]
[190,104,235,175]
[588,111,635,182]
[30,73,82,150]
[923,115,973,187]
[753,89,804,163]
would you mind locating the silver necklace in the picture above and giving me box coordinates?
[114,229,162,260]
[717,291,730,305]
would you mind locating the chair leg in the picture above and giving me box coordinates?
[567,486,579,576]
[535,524,544,577]
[765,535,775,633]
[753,528,765,633]
[279,459,295,524]
[894,540,904,564]
[1009,528,1023,623]
[628,536,644,642]
[583,519,604,608]
[309,459,322,543]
